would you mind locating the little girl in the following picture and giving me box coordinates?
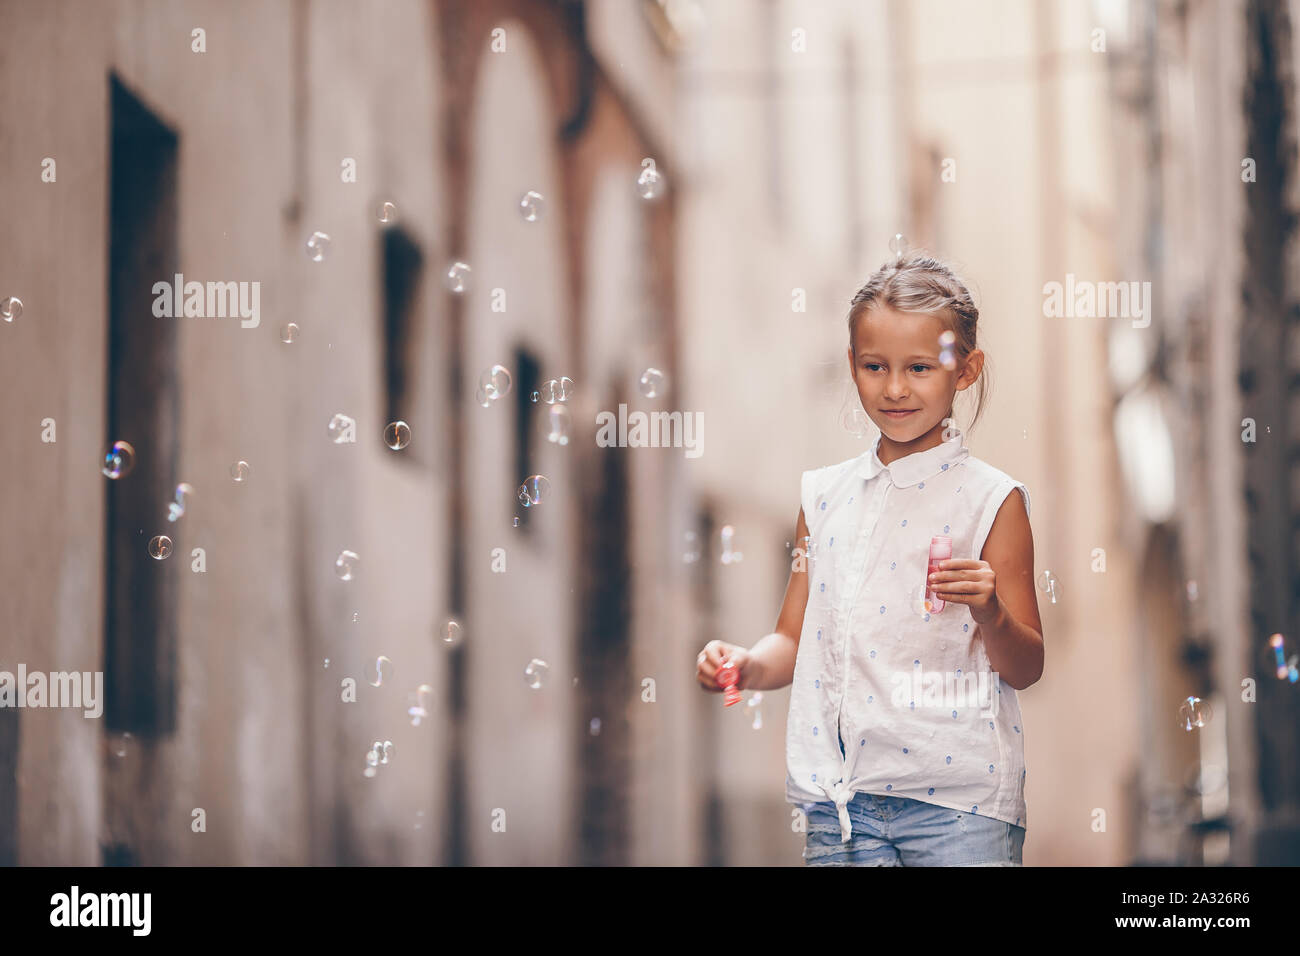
[697,252,1044,866]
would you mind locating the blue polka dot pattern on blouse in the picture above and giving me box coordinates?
[820,582,825,592]
[941,463,949,471]
[817,628,822,640]
[928,787,936,795]
[901,519,908,527]
[988,721,995,729]
[988,764,995,773]
[814,679,820,688]
[956,486,962,492]
[890,561,896,570]
[829,537,834,546]
[848,497,853,504]
[913,659,920,667]
[918,482,925,489]
[869,650,876,658]
[879,606,885,614]
[860,739,865,747]
[812,726,818,735]
[867,695,873,703]
[1013,725,1020,733]
[902,747,908,753]
[951,710,958,718]
[943,524,949,533]
[963,624,969,632]
[885,784,892,791]
[945,755,952,764]
[819,502,826,510]
[972,805,978,812]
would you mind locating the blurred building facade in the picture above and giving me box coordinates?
[1,0,1296,867]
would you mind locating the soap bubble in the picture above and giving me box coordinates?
[335,549,359,581]
[889,233,910,258]
[441,620,462,647]
[384,420,411,450]
[408,684,433,726]
[446,261,471,293]
[557,376,575,401]
[683,530,700,564]
[479,365,512,402]
[110,731,132,758]
[148,535,173,560]
[638,367,666,398]
[589,718,602,736]
[368,656,392,688]
[519,190,545,222]
[938,330,957,370]
[1,295,23,322]
[525,658,550,689]
[539,378,560,404]
[378,201,398,224]
[328,413,355,443]
[746,692,764,730]
[323,658,330,669]
[1178,695,1211,731]
[719,525,743,565]
[475,385,491,408]
[167,482,194,522]
[306,231,331,262]
[546,405,571,445]
[230,460,250,482]
[636,161,665,200]
[279,322,299,344]
[1036,570,1060,604]
[517,474,551,508]
[102,440,136,479]
[909,583,936,621]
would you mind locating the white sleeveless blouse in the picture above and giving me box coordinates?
[785,432,1030,842]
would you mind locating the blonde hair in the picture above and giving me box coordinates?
[846,251,991,433]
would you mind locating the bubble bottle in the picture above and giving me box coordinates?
[926,535,952,613]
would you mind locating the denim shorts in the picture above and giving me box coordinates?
[802,792,1026,866]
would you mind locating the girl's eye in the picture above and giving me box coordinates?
[864,363,883,372]
[910,364,931,373]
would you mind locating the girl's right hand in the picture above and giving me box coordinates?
[696,640,753,693]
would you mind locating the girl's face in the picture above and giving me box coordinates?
[847,306,983,447]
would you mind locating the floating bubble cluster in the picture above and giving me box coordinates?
[378,201,398,225]
[441,620,462,647]
[306,231,331,262]
[102,440,136,480]
[889,232,910,259]
[148,535,173,560]
[230,460,250,482]
[279,322,299,344]
[746,692,764,730]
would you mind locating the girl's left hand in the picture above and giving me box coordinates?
[928,559,1002,625]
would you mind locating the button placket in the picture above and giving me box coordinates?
[835,479,890,770]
